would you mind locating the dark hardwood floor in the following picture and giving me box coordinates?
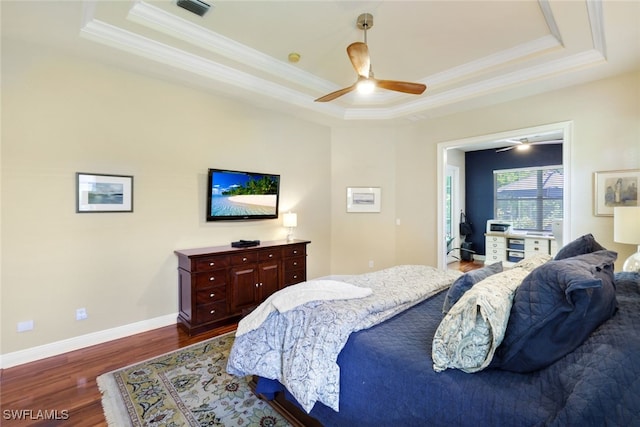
[0,323,236,426]
[449,259,484,272]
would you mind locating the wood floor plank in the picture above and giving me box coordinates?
[0,323,235,426]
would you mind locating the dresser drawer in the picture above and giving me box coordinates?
[486,250,506,261]
[230,252,258,265]
[283,268,306,286]
[486,240,506,250]
[193,255,229,272]
[283,244,306,258]
[258,248,281,262]
[194,270,228,290]
[486,235,506,244]
[525,238,549,254]
[283,256,306,271]
[195,285,226,305]
[195,301,228,323]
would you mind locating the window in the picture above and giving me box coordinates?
[494,166,563,232]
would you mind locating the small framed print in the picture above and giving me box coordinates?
[347,187,381,213]
[593,169,639,216]
[76,173,133,213]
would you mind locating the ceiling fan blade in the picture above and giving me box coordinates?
[314,84,357,102]
[530,139,563,145]
[347,42,371,78]
[376,79,427,95]
[496,146,516,152]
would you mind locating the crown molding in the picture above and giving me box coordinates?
[127,1,336,93]
[79,0,608,121]
[343,49,605,121]
[586,0,606,59]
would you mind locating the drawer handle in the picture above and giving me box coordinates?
[209,293,215,298]
[269,254,273,258]
[293,275,298,279]
[210,310,215,314]
[293,261,298,266]
[255,283,259,288]
[209,262,215,266]
[242,257,247,262]
[293,250,298,254]
[209,277,215,281]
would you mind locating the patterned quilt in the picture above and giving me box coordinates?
[226,265,461,412]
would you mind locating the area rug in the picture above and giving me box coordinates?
[97,331,291,426]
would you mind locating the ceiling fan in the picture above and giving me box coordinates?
[314,13,427,103]
[496,138,563,152]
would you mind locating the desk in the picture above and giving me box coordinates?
[485,233,556,266]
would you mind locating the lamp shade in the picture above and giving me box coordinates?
[614,207,640,244]
[283,212,297,228]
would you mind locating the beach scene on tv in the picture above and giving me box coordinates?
[210,172,279,216]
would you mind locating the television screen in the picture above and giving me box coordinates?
[207,168,280,221]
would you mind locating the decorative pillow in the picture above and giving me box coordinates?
[442,262,503,314]
[432,255,550,373]
[554,233,605,260]
[493,250,618,373]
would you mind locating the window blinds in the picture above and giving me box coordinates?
[494,166,563,232]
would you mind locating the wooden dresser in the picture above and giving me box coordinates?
[174,239,310,335]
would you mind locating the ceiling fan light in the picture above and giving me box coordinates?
[516,144,531,151]
[357,79,376,94]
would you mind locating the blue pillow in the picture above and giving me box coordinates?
[442,262,503,313]
[554,233,605,260]
[492,250,618,373]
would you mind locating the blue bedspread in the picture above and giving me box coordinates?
[227,265,461,412]
[268,272,640,426]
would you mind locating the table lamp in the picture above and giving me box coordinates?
[283,212,297,242]
[614,206,640,272]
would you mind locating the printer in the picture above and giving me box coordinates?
[486,220,513,234]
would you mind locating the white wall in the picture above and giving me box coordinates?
[1,40,332,356]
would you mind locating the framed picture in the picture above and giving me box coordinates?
[76,173,133,213]
[347,187,381,213]
[593,169,639,216]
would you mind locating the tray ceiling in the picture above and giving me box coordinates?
[2,0,639,124]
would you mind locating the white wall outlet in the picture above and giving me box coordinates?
[76,308,88,321]
[368,260,374,268]
[17,320,34,332]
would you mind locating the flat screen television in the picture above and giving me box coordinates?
[206,168,280,221]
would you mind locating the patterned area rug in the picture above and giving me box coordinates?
[97,331,291,426]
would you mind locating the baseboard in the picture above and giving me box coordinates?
[0,313,178,369]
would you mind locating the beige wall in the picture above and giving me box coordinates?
[2,38,638,360]
[329,125,406,273]
[393,70,640,267]
[1,40,332,355]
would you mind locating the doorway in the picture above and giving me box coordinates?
[436,121,573,269]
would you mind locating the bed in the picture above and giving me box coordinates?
[226,235,640,426]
